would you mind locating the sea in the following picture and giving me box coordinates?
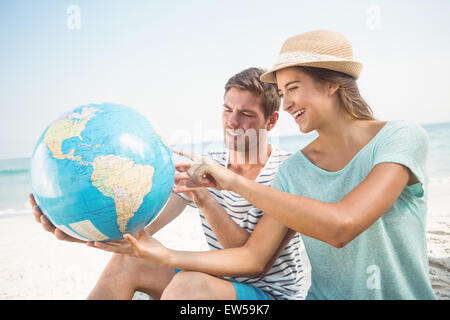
[1,122,449,219]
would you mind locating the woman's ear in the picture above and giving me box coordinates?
[328,83,340,96]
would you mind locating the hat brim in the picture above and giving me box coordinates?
[260,60,363,84]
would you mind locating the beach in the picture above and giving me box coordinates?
[0,194,449,300]
[0,206,209,300]
[427,215,450,299]
[1,123,449,300]
[426,182,450,299]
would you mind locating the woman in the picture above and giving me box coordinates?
[91,30,436,299]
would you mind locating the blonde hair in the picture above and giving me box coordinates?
[298,66,374,120]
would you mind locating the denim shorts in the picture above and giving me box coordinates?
[175,269,272,300]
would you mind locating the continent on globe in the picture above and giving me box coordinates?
[43,108,98,165]
[31,103,175,241]
[91,154,155,233]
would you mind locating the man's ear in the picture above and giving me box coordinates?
[266,111,279,132]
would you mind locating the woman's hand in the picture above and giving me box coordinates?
[172,149,240,191]
[87,230,172,267]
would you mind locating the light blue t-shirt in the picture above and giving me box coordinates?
[272,120,437,300]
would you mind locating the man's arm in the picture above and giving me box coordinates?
[193,189,250,249]
[145,193,189,235]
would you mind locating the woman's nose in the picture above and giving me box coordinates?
[282,96,293,112]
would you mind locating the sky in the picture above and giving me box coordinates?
[1,0,450,159]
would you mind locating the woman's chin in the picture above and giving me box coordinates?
[298,123,312,134]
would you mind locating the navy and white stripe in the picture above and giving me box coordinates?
[179,147,305,300]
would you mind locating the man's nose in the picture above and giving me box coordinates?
[226,111,240,128]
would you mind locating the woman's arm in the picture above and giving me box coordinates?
[169,214,289,277]
[173,150,412,248]
[90,213,289,278]
[233,162,411,248]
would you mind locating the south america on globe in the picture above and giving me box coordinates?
[30,103,175,241]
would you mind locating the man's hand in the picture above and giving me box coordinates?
[172,149,240,191]
[178,185,214,208]
[172,162,215,207]
[29,193,85,243]
[189,188,215,208]
[173,155,251,249]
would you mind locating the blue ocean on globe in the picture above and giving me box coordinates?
[30,103,175,241]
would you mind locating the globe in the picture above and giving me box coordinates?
[30,103,175,241]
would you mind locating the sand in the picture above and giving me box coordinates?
[426,216,450,299]
[0,205,448,300]
[0,207,208,300]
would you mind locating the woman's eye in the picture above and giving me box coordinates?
[288,86,298,92]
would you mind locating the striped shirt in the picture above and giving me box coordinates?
[179,146,306,300]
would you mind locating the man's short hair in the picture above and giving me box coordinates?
[224,67,281,120]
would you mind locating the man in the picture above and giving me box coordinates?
[30,67,306,300]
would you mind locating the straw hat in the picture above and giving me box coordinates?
[260,30,363,83]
